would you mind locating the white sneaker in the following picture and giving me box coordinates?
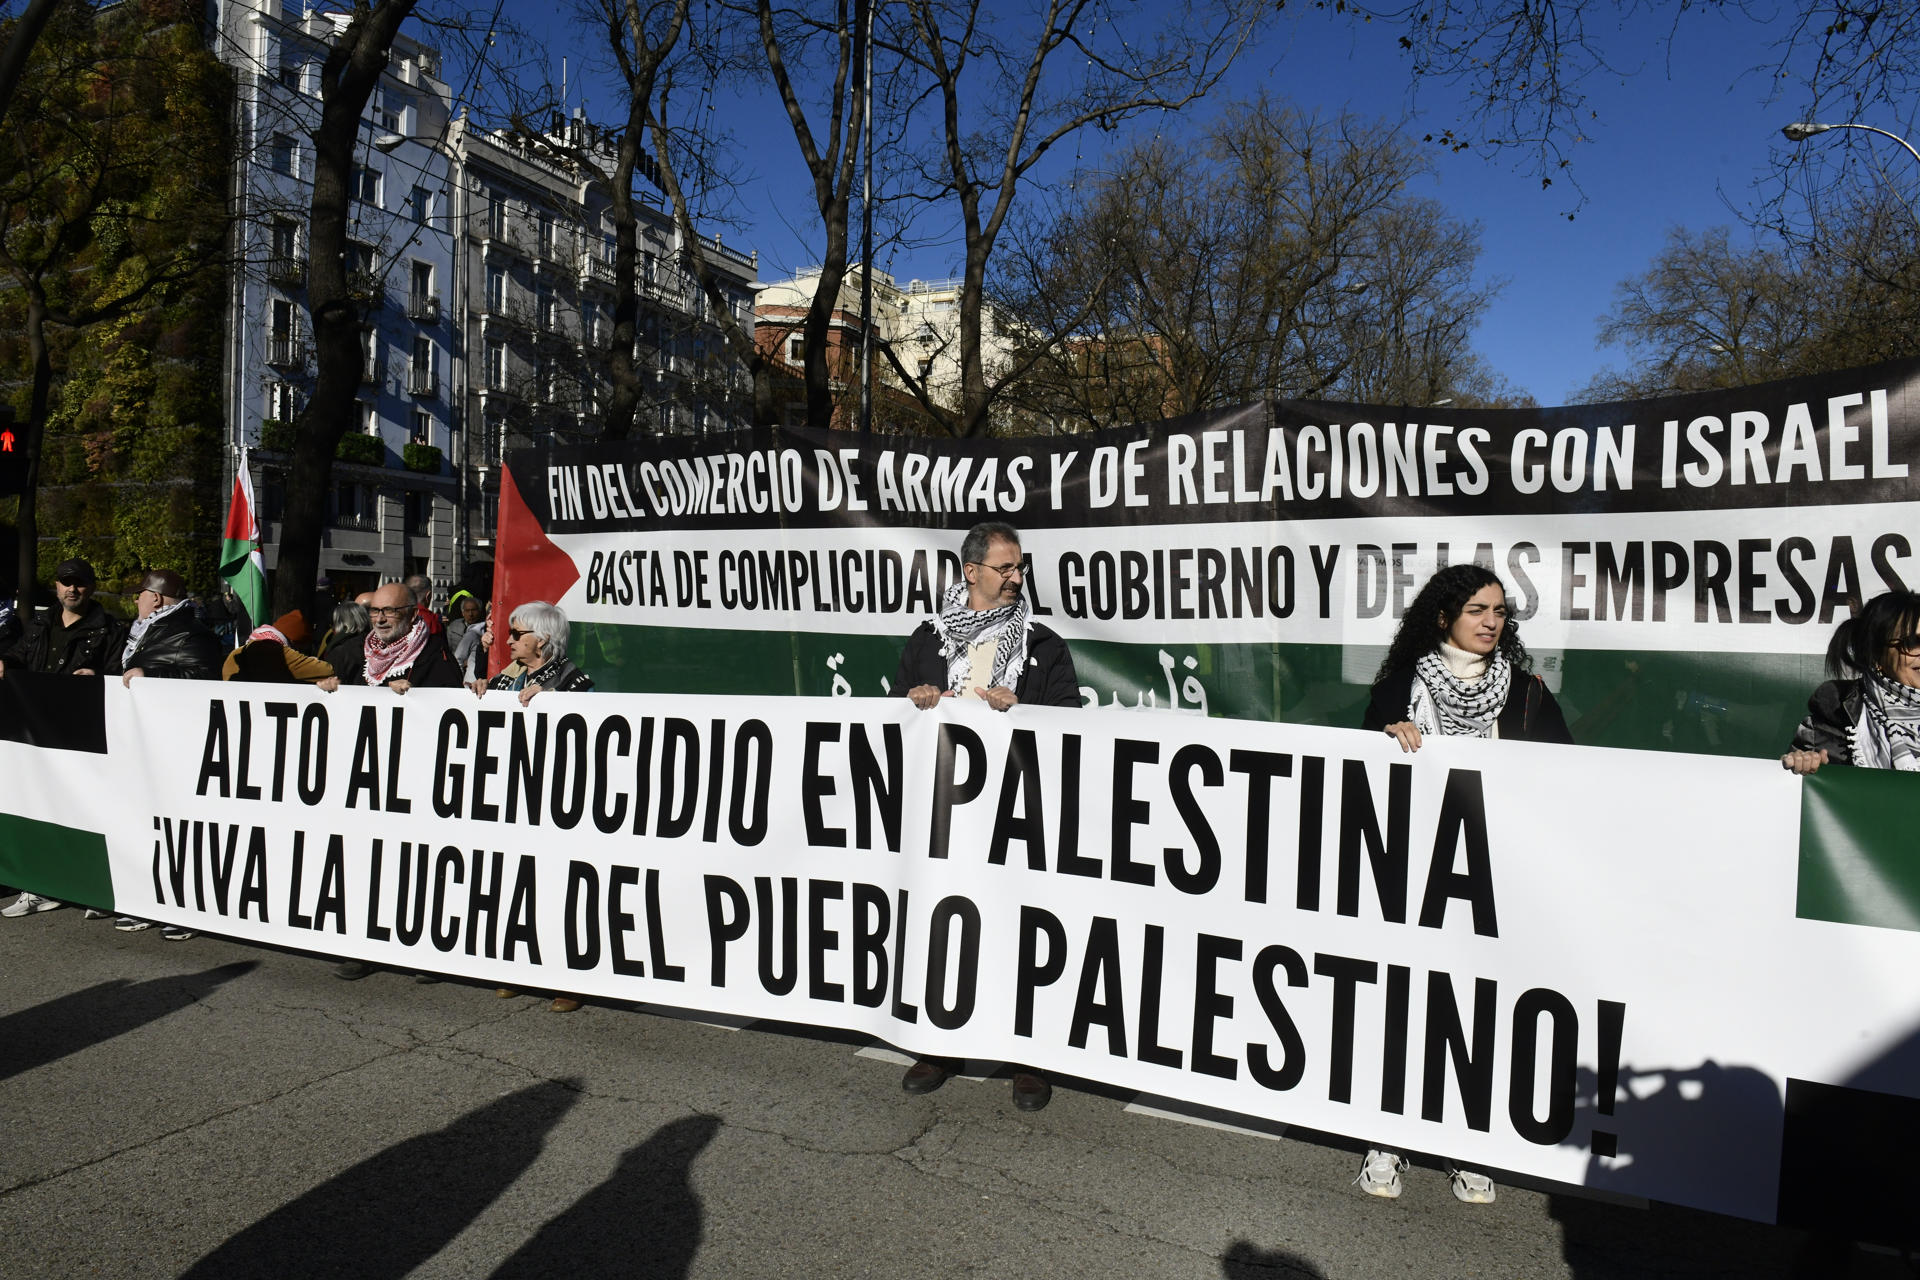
[114,917,152,932]
[1449,1167,1496,1204]
[160,925,196,941]
[1356,1149,1407,1199]
[2,893,63,917]
[82,908,109,920]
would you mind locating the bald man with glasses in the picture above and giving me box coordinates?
[892,519,1082,1110]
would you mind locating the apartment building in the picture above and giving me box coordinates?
[216,0,460,599]
[215,0,759,596]
[450,112,760,556]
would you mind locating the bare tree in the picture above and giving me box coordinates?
[888,0,1258,436]
[271,0,422,621]
[998,99,1519,432]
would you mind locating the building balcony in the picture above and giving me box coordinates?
[362,354,384,386]
[267,254,308,285]
[347,270,386,307]
[267,335,307,367]
[409,368,438,397]
[579,253,616,289]
[406,293,441,323]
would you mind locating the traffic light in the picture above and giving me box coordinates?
[0,405,24,496]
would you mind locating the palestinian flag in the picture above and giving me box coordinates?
[219,449,267,629]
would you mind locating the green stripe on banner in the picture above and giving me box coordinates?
[567,621,1823,759]
[1797,765,1920,932]
[0,813,114,911]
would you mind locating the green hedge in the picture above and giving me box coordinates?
[336,433,387,466]
[402,442,443,473]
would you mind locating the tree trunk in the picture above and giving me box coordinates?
[0,0,64,134]
[270,0,419,622]
[602,95,649,440]
[12,288,53,614]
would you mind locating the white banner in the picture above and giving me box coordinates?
[8,680,1920,1224]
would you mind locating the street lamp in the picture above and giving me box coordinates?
[1781,121,1920,169]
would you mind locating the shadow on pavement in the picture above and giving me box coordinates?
[1220,1239,1329,1278]
[181,1078,581,1280]
[0,960,257,1081]
[488,1114,721,1280]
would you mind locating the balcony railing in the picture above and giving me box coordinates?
[406,293,440,323]
[267,334,307,367]
[361,353,384,386]
[408,368,438,397]
[347,270,386,306]
[267,254,308,285]
[579,253,616,289]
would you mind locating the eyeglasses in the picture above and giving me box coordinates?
[508,627,531,640]
[368,606,410,619]
[970,560,1024,579]
[1892,635,1920,655]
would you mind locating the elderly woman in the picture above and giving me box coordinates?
[485,600,592,704]
[1783,589,1920,774]
[486,600,593,1012]
[1357,563,1572,1206]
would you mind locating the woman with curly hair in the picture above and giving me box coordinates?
[1363,562,1571,754]
[1782,589,1920,775]
[1355,563,1572,1205]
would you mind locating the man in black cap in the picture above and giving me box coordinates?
[0,558,123,678]
[1,558,125,919]
[105,568,223,683]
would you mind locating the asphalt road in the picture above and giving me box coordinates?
[0,904,1899,1279]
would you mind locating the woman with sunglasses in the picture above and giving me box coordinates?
[485,601,594,705]
[1782,589,1920,774]
[1356,563,1572,1205]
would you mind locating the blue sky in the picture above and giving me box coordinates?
[521,3,1829,407]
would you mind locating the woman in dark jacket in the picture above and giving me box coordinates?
[484,600,593,704]
[1363,563,1572,752]
[1783,589,1920,774]
[1355,563,1572,1206]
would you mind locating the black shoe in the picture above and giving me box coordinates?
[333,959,373,981]
[1010,1071,1052,1112]
[901,1059,952,1095]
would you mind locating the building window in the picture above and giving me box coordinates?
[377,93,404,134]
[641,250,656,287]
[485,265,506,313]
[271,220,298,259]
[581,300,599,345]
[403,489,429,536]
[352,165,381,205]
[277,59,302,92]
[537,211,554,258]
[488,193,507,238]
[536,283,555,332]
[267,380,300,422]
[411,334,433,376]
[408,185,430,226]
[486,340,506,390]
[331,482,376,529]
[358,398,378,435]
[411,409,433,443]
[269,133,296,177]
[602,233,616,264]
[786,335,803,364]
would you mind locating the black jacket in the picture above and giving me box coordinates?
[358,631,463,688]
[108,608,223,680]
[1363,664,1573,744]
[1791,679,1863,765]
[488,658,594,694]
[894,620,1082,708]
[10,600,124,674]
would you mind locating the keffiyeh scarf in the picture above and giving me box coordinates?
[246,624,290,647]
[1851,668,1920,771]
[122,598,191,667]
[931,581,1029,694]
[1410,645,1512,738]
[363,616,432,685]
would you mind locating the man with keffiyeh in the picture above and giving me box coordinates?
[355,581,463,692]
[892,521,1081,1112]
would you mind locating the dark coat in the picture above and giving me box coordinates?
[894,620,1082,708]
[108,608,224,680]
[11,599,124,674]
[1791,679,1863,765]
[488,657,594,694]
[325,632,368,685]
[359,631,463,688]
[1363,664,1573,744]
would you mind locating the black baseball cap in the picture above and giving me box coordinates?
[53,558,96,586]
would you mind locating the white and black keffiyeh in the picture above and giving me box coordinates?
[1851,668,1920,771]
[1410,647,1512,738]
[121,598,191,667]
[931,581,1029,694]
